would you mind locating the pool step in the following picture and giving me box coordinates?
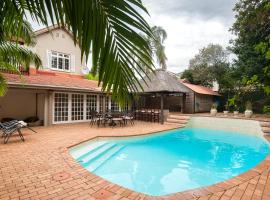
[165,115,190,126]
[70,141,107,159]
[259,121,270,135]
[79,143,116,164]
[260,121,270,128]
[166,118,189,124]
[86,145,125,172]
[262,127,270,134]
[164,123,186,127]
[168,115,190,120]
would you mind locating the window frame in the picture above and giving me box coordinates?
[50,51,71,72]
[53,92,100,124]
[53,93,69,123]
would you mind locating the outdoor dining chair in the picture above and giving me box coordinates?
[122,112,135,125]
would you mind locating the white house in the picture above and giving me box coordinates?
[0,26,121,126]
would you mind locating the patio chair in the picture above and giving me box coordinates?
[0,120,26,144]
[97,113,109,127]
[152,109,160,123]
[123,112,134,125]
[89,111,98,126]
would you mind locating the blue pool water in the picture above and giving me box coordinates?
[70,128,270,196]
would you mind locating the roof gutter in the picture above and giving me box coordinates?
[7,83,104,93]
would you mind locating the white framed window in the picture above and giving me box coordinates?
[105,96,109,111]
[99,95,104,113]
[71,94,84,121]
[54,93,69,122]
[99,95,110,112]
[86,95,97,119]
[51,51,71,71]
[111,99,120,112]
[53,93,113,124]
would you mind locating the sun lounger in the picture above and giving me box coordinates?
[0,120,34,144]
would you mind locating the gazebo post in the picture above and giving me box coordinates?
[182,93,186,113]
[160,93,164,124]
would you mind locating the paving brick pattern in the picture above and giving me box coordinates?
[0,121,270,200]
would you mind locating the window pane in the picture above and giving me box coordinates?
[99,96,104,112]
[58,57,63,69]
[50,52,70,71]
[65,59,69,70]
[54,93,69,122]
[52,56,57,68]
[86,95,97,119]
[105,96,109,112]
[111,99,119,112]
[71,94,84,121]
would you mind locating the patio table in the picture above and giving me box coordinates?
[111,118,124,127]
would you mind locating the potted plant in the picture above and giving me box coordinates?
[223,102,229,116]
[244,101,253,118]
[210,103,218,116]
[233,105,239,117]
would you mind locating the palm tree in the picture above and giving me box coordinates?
[0,18,41,96]
[1,0,154,104]
[151,26,168,70]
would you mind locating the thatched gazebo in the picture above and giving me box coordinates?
[136,69,190,124]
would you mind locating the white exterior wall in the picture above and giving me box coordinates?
[33,28,86,75]
[186,117,263,136]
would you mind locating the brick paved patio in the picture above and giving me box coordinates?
[0,121,270,200]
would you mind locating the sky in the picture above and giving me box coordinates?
[142,0,237,73]
[29,0,237,74]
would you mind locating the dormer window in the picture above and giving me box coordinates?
[51,51,71,71]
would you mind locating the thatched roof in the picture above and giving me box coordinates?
[136,69,190,93]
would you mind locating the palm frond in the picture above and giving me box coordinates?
[8,0,154,104]
[4,20,37,46]
[0,42,42,70]
[152,26,167,44]
[151,26,168,70]
[0,74,7,96]
[156,44,167,70]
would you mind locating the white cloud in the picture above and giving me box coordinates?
[142,0,236,73]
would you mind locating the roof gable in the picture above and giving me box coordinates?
[35,25,75,41]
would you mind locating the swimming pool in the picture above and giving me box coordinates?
[69,128,270,196]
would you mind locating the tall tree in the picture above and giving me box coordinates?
[230,0,270,94]
[1,0,154,104]
[181,44,231,89]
